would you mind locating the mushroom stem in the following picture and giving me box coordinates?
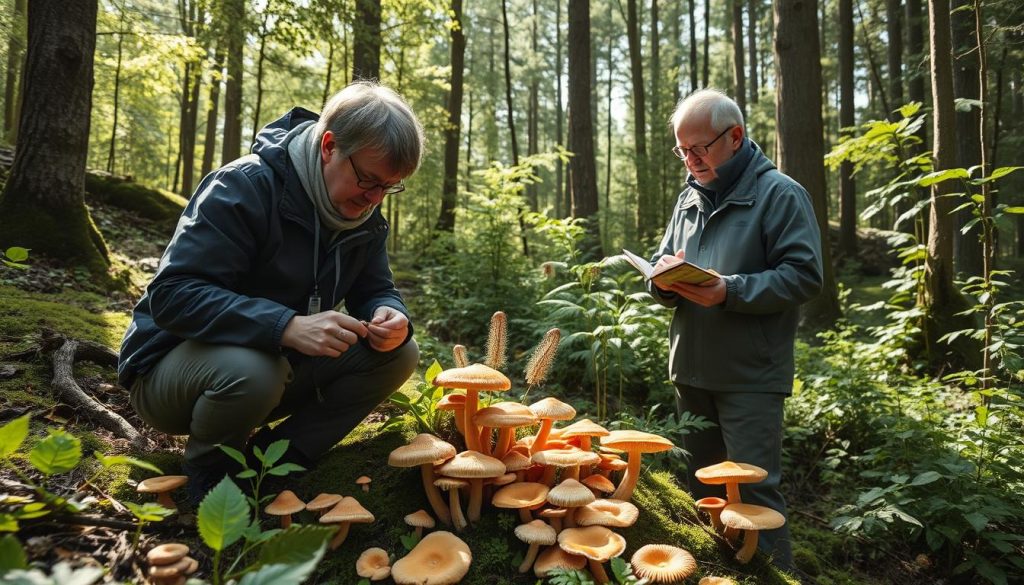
[156,493,178,511]
[610,448,641,501]
[464,389,481,452]
[494,429,515,460]
[329,522,352,550]
[735,529,760,564]
[540,466,557,487]
[725,481,742,505]
[420,464,452,526]
[563,507,577,528]
[530,419,554,454]
[279,515,292,529]
[452,408,466,436]
[518,507,533,524]
[467,479,485,523]
[565,465,580,481]
[414,526,424,538]
[479,426,493,456]
[518,543,541,573]
[588,559,611,584]
[449,488,468,532]
[578,438,593,478]
[549,517,563,532]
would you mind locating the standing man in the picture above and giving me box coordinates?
[648,88,823,570]
[118,82,423,502]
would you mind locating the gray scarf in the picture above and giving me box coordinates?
[286,121,376,233]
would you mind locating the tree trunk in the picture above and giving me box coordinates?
[555,0,566,218]
[201,45,224,181]
[527,0,540,213]
[886,0,904,116]
[220,0,245,164]
[951,0,982,276]
[3,0,26,143]
[688,0,698,92]
[178,0,201,198]
[250,10,271,147]
[106,6,125,175]
[352,0,381,81]
[905,0,927,135]
[605,0,614,245]
[0,0,109,276]
[838,0,857,260]
[650,0,665,229]
[568,0,600,259]
[747,0,759,105]
[436,0,465,233]
[732,0,746,119]
[773,0,841,329]
[500,0,519,167]
[626,0,653,242]
[924,0,972,366]
[702,0,710,87]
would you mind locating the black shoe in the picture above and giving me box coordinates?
[182,459,235,508]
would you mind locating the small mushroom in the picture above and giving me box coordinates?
[306,493,344,518]
[538,507,567,532]
[599,430,674,501]
[146,543,189,567]
[391,531,472,585]
[492,481,549,524]
[533,448,601,486]
[434,477,470,532]
[719,503,786,564]
[695,496,728,534]
[533,545,587,577]
[356,475,372,492]
[514,520,557,573]
[356,547,392,581]
[528,397,577,454]
[436,451,506,523]
[581,474,616,497]
[630,544,697,583]
[574,498,639,529]
[546,478,596,528]
[320,496,375,550]
[694,461,768,505]
[137,476,188,511]
[404,509,436,538]
[557,526,626,584]
[699,578,738,585]
[265,490,305,528]
[149,555,199,585]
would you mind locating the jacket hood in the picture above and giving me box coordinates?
[251,107,320,177]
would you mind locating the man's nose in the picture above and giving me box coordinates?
[684,149,704,164]
[365,187,387,204]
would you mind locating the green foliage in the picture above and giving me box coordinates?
[382,359,447,434]
[605,404,712,471]
[220,439,305,512]
[545,559,649,585]
[1,246,29,269]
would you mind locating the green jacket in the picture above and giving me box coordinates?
[649,142,823,394]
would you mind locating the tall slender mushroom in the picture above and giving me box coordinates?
[433,364,511,452]
[514,520,557,573]
[436,451,505,523]
[599,430,675,501]
[389,433,458,526]
[694,461,768,505]
[528,397,577,454]
[433,477,469,532]
[473,401,538,459]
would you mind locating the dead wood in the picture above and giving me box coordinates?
[51,338,151,451]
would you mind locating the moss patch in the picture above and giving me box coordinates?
[85,173,188,231]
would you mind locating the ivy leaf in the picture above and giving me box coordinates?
[198,477,250,552]
[0,415,30,459]
[238,542,326,585]
[29,430,82,475]
[257,525,334,566]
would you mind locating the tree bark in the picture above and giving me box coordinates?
[436,0,465,233]
[688,0,698,92]
[951,0,982,276]
[839,0,857,259]
[500,0,519,167]
[568,0,600,259]
[220,0,245,164]
[250,9,271,148]
[201,45,224,181]
[178,0,201,198]
[0,0,109,276]
[885,0,904,116]
[773,0,841,329]
[555,0,566,218]
[732,0,746,119]
[3,0,26,143]
[747,0,759,105]
[702,0,710,87]
[527,0,540,213]
[651,0,666,229]
[924,0,972,366]
[352,0,381,81]
[626,0,653,242]
[106,6,126,175]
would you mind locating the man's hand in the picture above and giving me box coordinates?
[654,249,727,307]
[652,250,687,293]
[365,306,409,352]
[281,311,369,357]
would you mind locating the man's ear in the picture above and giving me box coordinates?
[320,130,336,163]
[730,125,745,151]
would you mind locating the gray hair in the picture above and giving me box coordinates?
[670,88,745,133]
[315,81,425,177]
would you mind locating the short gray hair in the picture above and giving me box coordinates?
[316,81,425,177]
[670,88,745,133]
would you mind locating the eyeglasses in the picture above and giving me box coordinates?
[347,156,406,195]
[671,126,733,160]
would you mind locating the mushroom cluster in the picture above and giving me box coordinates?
[694,460,786,564]
[380,313,706,584]
[145,542,198,585]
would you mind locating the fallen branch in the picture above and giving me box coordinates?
[51,338,151,451]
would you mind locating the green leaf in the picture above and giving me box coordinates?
[910,471,942,486]
[425,359,442,384]
[28,430,82,475]
[236,469,258,479]
[4,247,29,262]
[0,415,30,459]
[899,102,922,118]
[219,444,249,468]
[262,440,289,467]
[238,542,326,585]
[198,477,251,552]
[0,534,27,571]
[918,168,970,187]
[1004,207,1024,215]
[124,501,174,523]
[987,166,1023,181]
[93,452,162,474]
[964,511,988,533]
[0,513,18,532]
[257,525,334,566]
[400,531,420,551]
[267,462,306,477]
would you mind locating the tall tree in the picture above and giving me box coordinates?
[106,2,127,175]
[731,0,746,119]
[838,0,857,259]
[773,0,841,328]
[3,0,26,143]
[688,0,698,92]
[747,0,759,105]
[702,0,710,87]
[951,0,982,276]
[625,0,653,242]
[555,0,566,218]
[352,0,381,80]
[526,0,540,212]
[436,0,465,233]
[568,0,600,258]
[500,0,519,166]
[220,0,245,164]
[0,0,109,276]
[924,0,971,364]
[650,0,665,228]
[200,45,223,180]
[178,0,202,198]
[885,0,904,115]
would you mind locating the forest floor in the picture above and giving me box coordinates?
[0,187,957,584]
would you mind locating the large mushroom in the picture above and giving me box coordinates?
[436,450,505,523]
[137,475,188,511]
[533,545,587,578]
[694,461,768,505]
[559,418,609,477]
[574,498,639,529]
[433,364,511,452]
[388,433,458,526]
[533,448,601,485]
[720,503,786,564]
[514,520,557,573]
[599,430,674,501]
[492,481,549,524]
[391,531,472,585]
[356,547,392,581]
[557,526,626,584]
[630,544,697,583]
[320,496,374,550]
[473,401,538,458]
[528,397,577,454]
